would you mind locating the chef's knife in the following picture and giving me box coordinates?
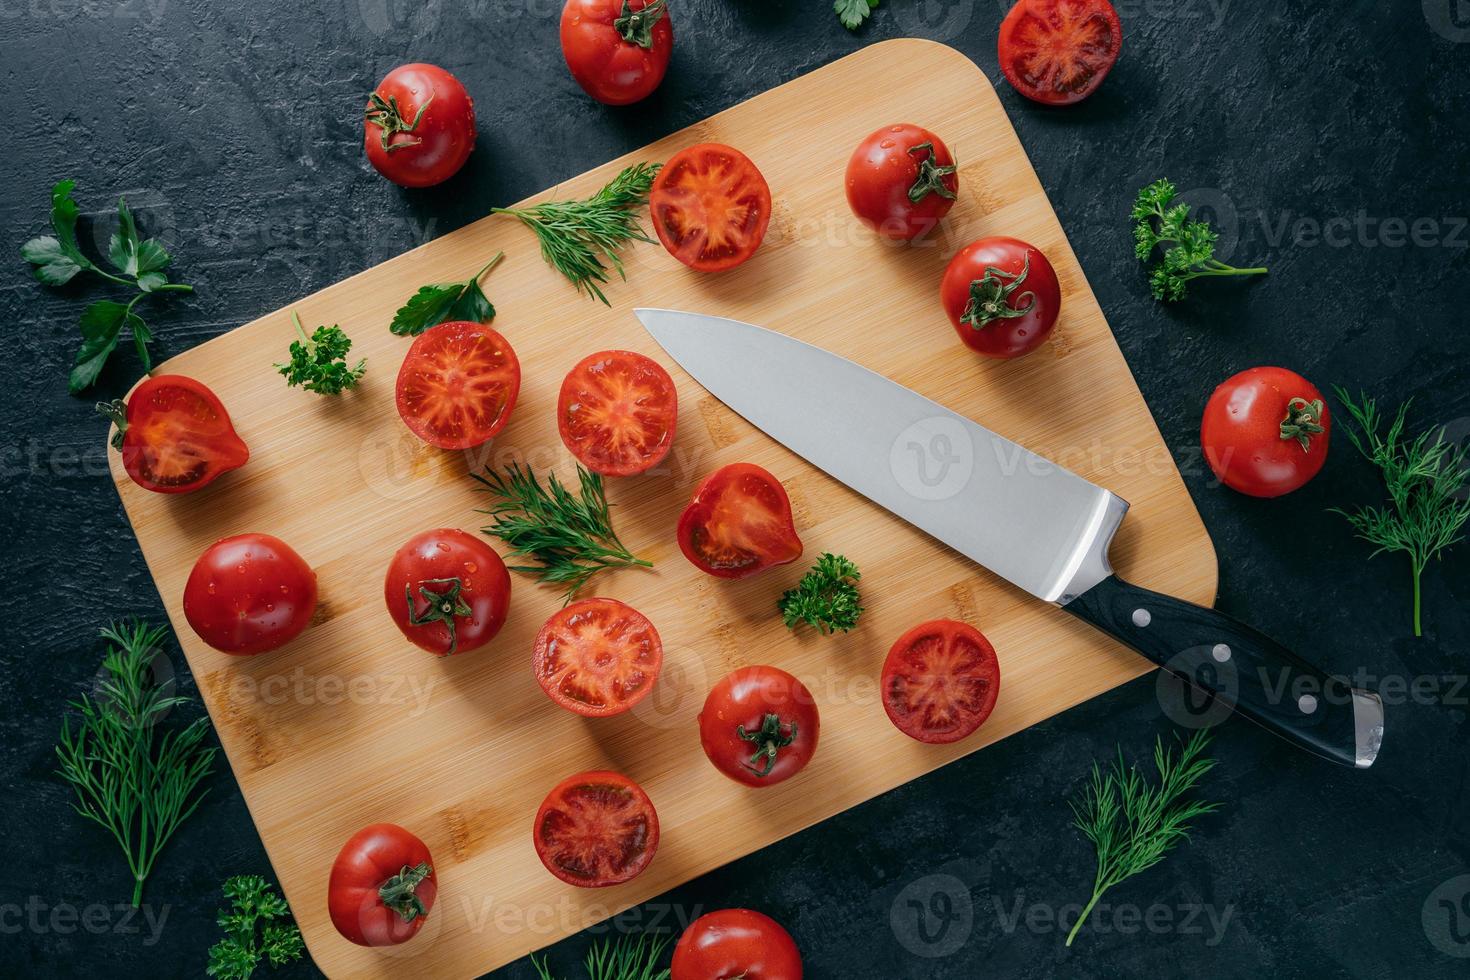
[634,308,1384,768]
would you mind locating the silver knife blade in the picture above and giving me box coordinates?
[635,308,1129,604]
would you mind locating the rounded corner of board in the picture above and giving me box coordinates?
[863,37,997,93]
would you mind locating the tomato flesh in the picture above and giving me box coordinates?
[534,771,659,887]
[882,620,1001,744]
[558,350,677,476]
[116,374,248,494]
[395,320,520,450]
[677,463,802,578]
[651,143,771,272]
[998,0,1122,106]
[534,598,663,717]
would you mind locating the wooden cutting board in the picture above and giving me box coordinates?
[108,39,1216,978]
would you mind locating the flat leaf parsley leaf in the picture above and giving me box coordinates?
[275,311,366,395]
[1131,178,1266,302]
[779,553,863,634]
[390,251,502,336]
[835,0,880,30]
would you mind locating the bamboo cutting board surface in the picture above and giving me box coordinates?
[108,39,1216,978]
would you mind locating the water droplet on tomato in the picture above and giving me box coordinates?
[436,542,450,552]
[464,561,477,573]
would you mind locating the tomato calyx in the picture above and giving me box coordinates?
[404,577,473,655]
[960,251,1037,331]
[96,399,128,451]
[378,862,433,923]
[906,142,958,204]
[1279,397,1326,452]
[614,0,667,48]
[737,712,798,779]
[365,92,433,153]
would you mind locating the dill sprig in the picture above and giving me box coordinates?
[492,162,661,305]
[473,462,652,601]
[1131,178,1267,302]
[779,553,863,634]
[1330,387,1470,636]
[1067,730,1218,947]
[533,933,671,980]
[55,621,217,907]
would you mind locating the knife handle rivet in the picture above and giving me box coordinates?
[1298,694,1318,714]
[1131,608,1152,628]
[1212,644,1232,663]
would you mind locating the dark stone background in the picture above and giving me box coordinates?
[2,1,1467,977]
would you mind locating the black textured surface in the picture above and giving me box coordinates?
[3,2,1468,978]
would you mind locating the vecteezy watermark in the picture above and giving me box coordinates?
[994,894,1235,947]
[1156,649,1239,731]
[1424,0,1470,42]
[0,898,170,946]
[890,416,975,502]
[1423,874,1470,958]
[222,667,439,716]
[890,874,974,958]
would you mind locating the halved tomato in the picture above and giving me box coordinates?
[395,320,520,450]
[558,350,677,476]
[534,770,659,887]
[677,463,802,579]
[998,0,1122,106]
[650,143,771,272]
[881,619,1001,744]
[533,598,663,717]
[103,374,249,494]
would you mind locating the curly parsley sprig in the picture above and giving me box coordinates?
[1131,179,1266,302]
[21,180,194,392]
[275,312,365,395]
[779,553,863,634]
[1330,387,1470,636]
[1068,730,1218,947]
[492,163,660,305]
[205,875,304,979]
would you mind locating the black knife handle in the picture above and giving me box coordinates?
[1064,575,1384,768]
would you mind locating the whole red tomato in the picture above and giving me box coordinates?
[384,529,510,656]
[672,908,803,980]
[183,533,317,655]
[1201,367,1330,497]
[364,63,476,188]
[699,666,819,787]
[534,770,659,887]
[328,823,437,947]
[104,374,249,494]
[998,0,1122,106]
[678,463,802,578]
[845,123,959,241]
[560,0,672,106]
[940,237,1061,359]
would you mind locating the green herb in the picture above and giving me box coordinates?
[54,621,217,906]
[492,163,660,305]
[1067,730,1218,947]
[389,251,502,336]
[21,180,193,392]
[779,553,863,634]
[835,0,880,30]
[473,462,652,601]
[1330,388,1470,636]
[533,933,671,980]
[365,92,432,153]
[205,875,304,979]
[275,312,365,395]
[1131,179,1266,302]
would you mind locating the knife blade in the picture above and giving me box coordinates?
[635,307,1384,768]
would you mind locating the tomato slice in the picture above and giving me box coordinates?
[533,598,663,717]
[534,770,659,887]
[677,463,803,579]
[998,0,1122,106]
[114,374,249,494]
[881,620,1001,744]
[395,321,520,450]
[650,143,771,272]
[557,350,678,476]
